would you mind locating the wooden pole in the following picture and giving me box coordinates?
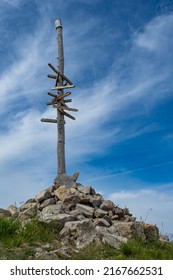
[55,19,66,176]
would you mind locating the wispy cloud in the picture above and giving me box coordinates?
[109,185,173,233]
[1,12,173,165]
[1,2,173,229]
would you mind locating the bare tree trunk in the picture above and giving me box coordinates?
[55,19,66,176]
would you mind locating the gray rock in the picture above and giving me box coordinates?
[35,190,52,203]
[54,186,71,201]
[143,224,159,241]
[102,233,127,249]
[72,172,80,182]
[18,204,37,225]
[89,196,102,208]
[0,208,11,218]
[75,203,94,218]
[38,213,75,225]
[100,200,115,211]
[94,208,108,218]
[114,207,124,218]
[39,197,56,210]
[41,202,63,214]
[62,195,81,209]
[60,219,100,249]
[93,218,110,227]
[19,202,37,212]
[54,174,77,188]
[69,210,86,221]
[7,205,18,216]
[113,221,146,241]
[77,186,95,195]
[103,215,112,225]
[45,185,56,193]
[111,215,119,221]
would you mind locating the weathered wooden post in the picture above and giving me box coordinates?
[41,19,78,177]
[55,19,66,176]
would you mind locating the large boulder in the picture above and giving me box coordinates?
[60,219,100,249]
[100,200,115,211]
[35,190,52,203]
[38,212,75,225]
[143,224,159,241]
[0,208,11,218]
[54,174,77,188]
[112,221,146,241]
[75,204,94,218]
[7,205,18,217]
[41,203,63,215]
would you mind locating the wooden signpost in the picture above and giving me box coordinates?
[41,19,78,176]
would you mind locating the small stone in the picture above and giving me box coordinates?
[41,202,63,214]
[39,198,56,210]
[20,202,37,212]
[111,215,119,221]
[54,174,76,188]
[35,190,52,203]
[0,208,11,218]
[100,200,115,211]
[54,186,70,201]
[89,196,102,208]
[75,203,94,218]
[62,195,81,209]
[7,205,18,216]
[72,172,80,182]
[94,208,108,218]
[143,224,159,241]
[93,218,110,227]
[77,186,93,195]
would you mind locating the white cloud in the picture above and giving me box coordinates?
[1,7,173,231]
[135,14,173,52]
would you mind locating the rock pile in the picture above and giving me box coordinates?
[3,173,159,250]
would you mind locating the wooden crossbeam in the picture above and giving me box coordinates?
[57,71,73,85]
[47,92,57,98]
[48,63,73,85]
[52,85,75,90]
[47,92,71,105]
[48,63,58,74]
[63,99,72,103]
[55,72,60,87]
[54,105,77,111]
[57,108,75,120]
[61,106,78,112]
[47,74,57,79]
[41,118,57,123]
[54,92,71,101]
[47,99,57,105]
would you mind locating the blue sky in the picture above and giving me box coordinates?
[0,0,173,235]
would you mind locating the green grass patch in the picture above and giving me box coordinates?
[71,240,173,260]
[1,218,173,260]
[0,218,61,248]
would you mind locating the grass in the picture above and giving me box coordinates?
[71,240,173,260]
[0,217,173,260]
[0,218,62,259]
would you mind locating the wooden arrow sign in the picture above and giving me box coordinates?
[41,118,57,123]
[47,92,57,98]
[52,85,75,90]
[57,107,75,120]
[53,105,78,112]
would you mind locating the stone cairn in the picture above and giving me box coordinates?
[1,173,159,251]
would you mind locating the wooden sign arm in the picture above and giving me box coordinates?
[48,63,58,74]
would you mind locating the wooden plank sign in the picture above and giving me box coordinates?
[52,85,75,90]
[41,118,57,123]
